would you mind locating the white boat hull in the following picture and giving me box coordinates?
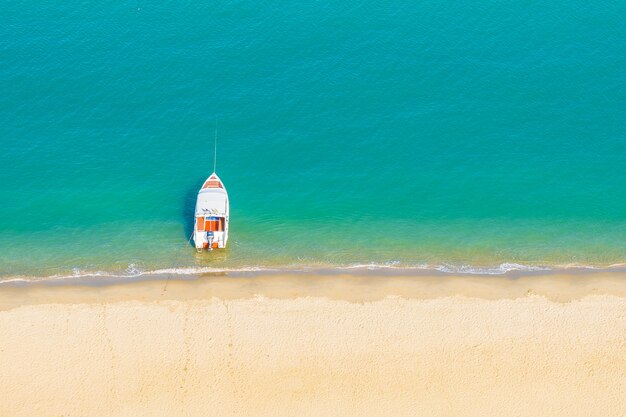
[193,173,229,250]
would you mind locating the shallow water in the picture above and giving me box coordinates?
[1,1,625,279]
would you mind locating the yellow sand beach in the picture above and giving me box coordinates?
[1,272,625,416]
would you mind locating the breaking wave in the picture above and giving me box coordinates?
[1,261,626,286]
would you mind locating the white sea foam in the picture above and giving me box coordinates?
[1,261,625,285]
[435,263,550,275]
[124,263,143,276]
[336,262,550,274]
[145,266,273,275]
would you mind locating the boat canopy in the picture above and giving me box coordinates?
[195,189,228,216]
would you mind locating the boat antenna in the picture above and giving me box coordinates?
[213,120,217,173]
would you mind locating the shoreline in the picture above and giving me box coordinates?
[1,270,626,310]
[2,260,626,287]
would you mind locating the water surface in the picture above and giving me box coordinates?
[1,1,625,279]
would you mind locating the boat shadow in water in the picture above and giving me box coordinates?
[182,181,204,245]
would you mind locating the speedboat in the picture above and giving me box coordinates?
[193,172,229,251]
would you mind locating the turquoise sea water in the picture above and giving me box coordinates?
[1,1,625,279]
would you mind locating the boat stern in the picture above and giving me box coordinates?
[193,215,228,251]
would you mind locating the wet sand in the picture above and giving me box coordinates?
[1,272,625,416]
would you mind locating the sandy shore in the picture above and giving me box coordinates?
[1,272,625,416]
